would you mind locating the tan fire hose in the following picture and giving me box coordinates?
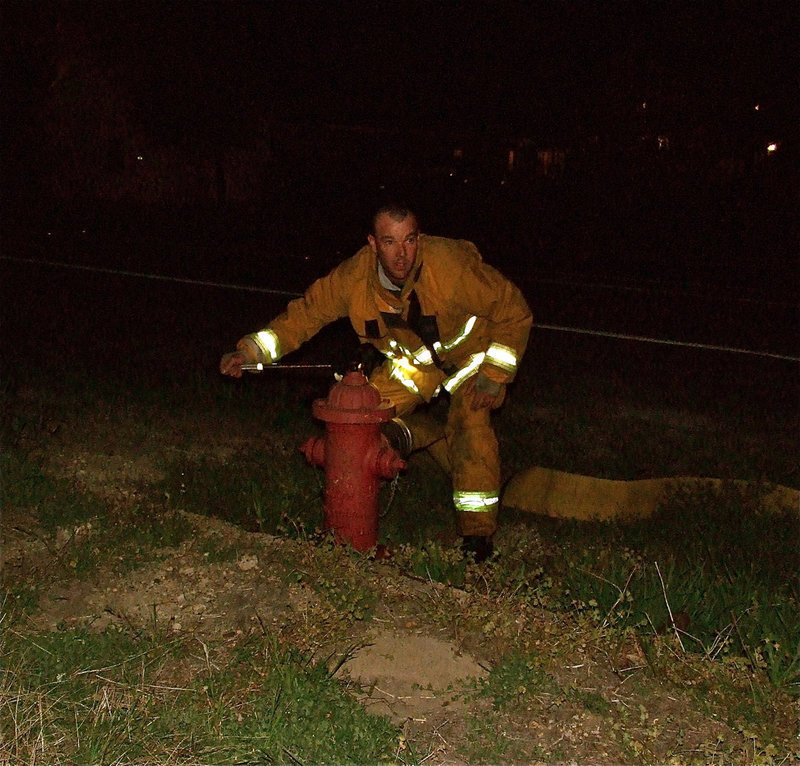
[502,467,798,521]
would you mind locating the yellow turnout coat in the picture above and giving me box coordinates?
[240,234,532,537]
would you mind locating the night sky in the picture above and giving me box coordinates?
[1,3,797,364]
[3,0,795,149]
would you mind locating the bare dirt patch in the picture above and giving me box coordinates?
[4,402,797,765]
[3,434,496,761]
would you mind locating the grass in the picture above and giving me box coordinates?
[3,449,196,578]
[287,535,382,623]
[384,472,799,697]
[167,634,399,764]
[535,482,800,693]
[2,314,798,762]
[0,451,104,534]
[163,451,324,534]
[1,616,400,765]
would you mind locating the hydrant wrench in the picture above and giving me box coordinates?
[241,362,334,372]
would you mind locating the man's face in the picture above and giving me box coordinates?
[368,212,419,287]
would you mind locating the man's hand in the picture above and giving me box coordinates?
[463,373,506,411]
[219,350,248,378]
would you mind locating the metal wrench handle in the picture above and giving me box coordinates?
[241,362,334,372]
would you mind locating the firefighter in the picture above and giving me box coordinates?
[220,202,532,561]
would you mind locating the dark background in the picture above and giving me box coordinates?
[1,1,798,382]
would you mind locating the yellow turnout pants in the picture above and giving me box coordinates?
[370,363,500,537]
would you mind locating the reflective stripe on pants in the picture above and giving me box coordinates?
[446,383,500,536]
[370,361,500,537]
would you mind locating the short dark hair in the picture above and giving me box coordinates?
[371,202,417,234]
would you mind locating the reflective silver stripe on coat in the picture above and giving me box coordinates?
[441,315,477,352]
[383,316,477,374]
[454,490,500,513]
[485,342,518,373]
[442,352,485,393]
[388,357,421,394]
[252,330,281,362]
[386,339,435,368]
[383,315,485,393]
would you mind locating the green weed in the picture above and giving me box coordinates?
[162,451,323,534]
[472,652,561,712]
[292,537,379,622]
[174,635,400,763]
[2,621,402,764]
[522,482,800,694]
[393,540,469,587]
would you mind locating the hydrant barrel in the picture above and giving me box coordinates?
[322,422,386,550]
[300,370,405,552]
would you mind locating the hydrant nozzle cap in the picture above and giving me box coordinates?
[313,369,396,424]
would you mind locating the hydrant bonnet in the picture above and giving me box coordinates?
[312,369,396,424]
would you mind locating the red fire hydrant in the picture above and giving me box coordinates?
[299,370,406,552]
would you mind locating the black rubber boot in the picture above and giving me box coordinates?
[461,535,494,563]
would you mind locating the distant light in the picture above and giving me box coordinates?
[136,155,144,161]
[754,104,760,111]
[767,142,778,153]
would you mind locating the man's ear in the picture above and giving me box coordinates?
[367,234,377,253]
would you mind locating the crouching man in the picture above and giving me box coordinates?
[220,202,532,562]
